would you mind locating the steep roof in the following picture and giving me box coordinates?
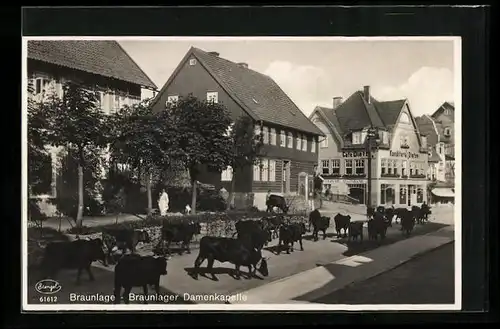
[314,91,406,136]
[27,40,157,89]
[428,148,441,162]
[431,101,455,119]
[415,114,439,146]
[153,47,323,136]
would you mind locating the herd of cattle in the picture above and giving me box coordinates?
[33,201,431,304]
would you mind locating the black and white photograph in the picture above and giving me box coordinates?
[22,36,461,311]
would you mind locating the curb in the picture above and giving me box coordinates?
[230,226,454,304]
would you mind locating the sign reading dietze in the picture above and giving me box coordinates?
[342,151,368,158]
[389,150,420,159]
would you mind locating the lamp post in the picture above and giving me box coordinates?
[366,127,379,207]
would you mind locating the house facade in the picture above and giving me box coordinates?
[150,47,324,210]
[309,86,429,207]
[27,40,157,215]
[415,101,455,202]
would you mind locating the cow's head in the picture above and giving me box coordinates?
[90,238,108,267]
[257,256,269,277]
[153,255,168,275]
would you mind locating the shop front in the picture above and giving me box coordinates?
[377,180,427,207]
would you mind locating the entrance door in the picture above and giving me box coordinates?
[349,187,365,205]
[282,160,291,194]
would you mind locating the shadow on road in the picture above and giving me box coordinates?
[336,222,448,257]
[184,266,265,281]
[27,265,194,304]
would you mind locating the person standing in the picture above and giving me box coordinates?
[158,189,169,216]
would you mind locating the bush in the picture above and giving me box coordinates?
[50,195,105,219]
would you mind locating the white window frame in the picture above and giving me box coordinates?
[269,159,276,182]
[355,159,365,175]
[301,135,307,151]
[322,160,330,175]
[221,166,233,181]
[444,127,451,137]
[189,58,197,66]
[261,159,269,182]
[382,131,389,144]
[330,159,340,175]
[270,128,277,145]
[320,136,329,148]
[253,163,261,182]
[263,126,269,144]
[311,139,316,153]
[393,159,399,175]
[287,132,293,148]
[296,135,302,150]
[352,132,362,145]
[166,95,179,108]
[279,130,286,147]
[345,159,353,175]
[381,158,387,175]
[207,91,218,103]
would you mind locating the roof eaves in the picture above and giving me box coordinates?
[115,42,157,90]
[312,107,343,146]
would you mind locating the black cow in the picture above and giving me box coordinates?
[103,228,150,254]
[367,212,388,241]
[412,205,428,225]
[113,254,168,304]
[234,220,271,251]
[400,209,416,237]
[260,216,285,239]
[191,236,269,280]
[393,207,408,224]
[39,238,108,284]
[384,206,396,227]
[309,209,330,241]
[334,213,351,238]
[266,194,289,214]
[277,222,306,254]
[348,221,364,241]
[420,203,432,222]
[155,221,201,256]
[367,206,376,219]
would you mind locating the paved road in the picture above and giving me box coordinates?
[312,241,455,304]
[27,220,448,305]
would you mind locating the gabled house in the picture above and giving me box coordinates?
[150,47,324,209]
[309,86,429,207]
[27,40,157,215]
[415,101,455,203]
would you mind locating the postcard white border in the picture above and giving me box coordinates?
[21,36,462,312]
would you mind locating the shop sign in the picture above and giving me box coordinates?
[389,150,420,159]
[324,179,366,185]
[342,151,368,158]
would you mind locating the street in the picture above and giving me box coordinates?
[312,241,455,304]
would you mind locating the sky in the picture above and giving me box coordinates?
[120,38,456,118]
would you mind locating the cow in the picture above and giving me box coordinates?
[309,209,330,241]
[393,207,409,224]
[39,238,108,284]
[367,212,388,241]
[234,220,271,251]
[367,206,376,219]
[113,254,168,304]
[411,205,425,225]
[102,228,151,254]
[348,221,364,241]
[277,222,306,254]
[420,202,432,222]
[266,194,289,214]
[384,206,396,227]
[191,236,269,281]
[334,213,351,238]
[260,216,285,239]
[154,221,201,256]
[400,209,416,237]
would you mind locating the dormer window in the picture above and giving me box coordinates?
[444,127,451,137]
[352,132,363,145]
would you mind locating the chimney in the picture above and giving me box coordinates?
[208,51,220,57]
[237,62,249,69]
[363,85,371,104]
[332,96,343,109]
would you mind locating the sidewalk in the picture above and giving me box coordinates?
[231,225,454,304]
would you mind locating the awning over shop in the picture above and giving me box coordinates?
[431,188,455,198]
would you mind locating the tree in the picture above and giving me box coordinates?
[172,95,233,214]
[43,82,108,228]
[226,116,264,210]
[108,100,180,216]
